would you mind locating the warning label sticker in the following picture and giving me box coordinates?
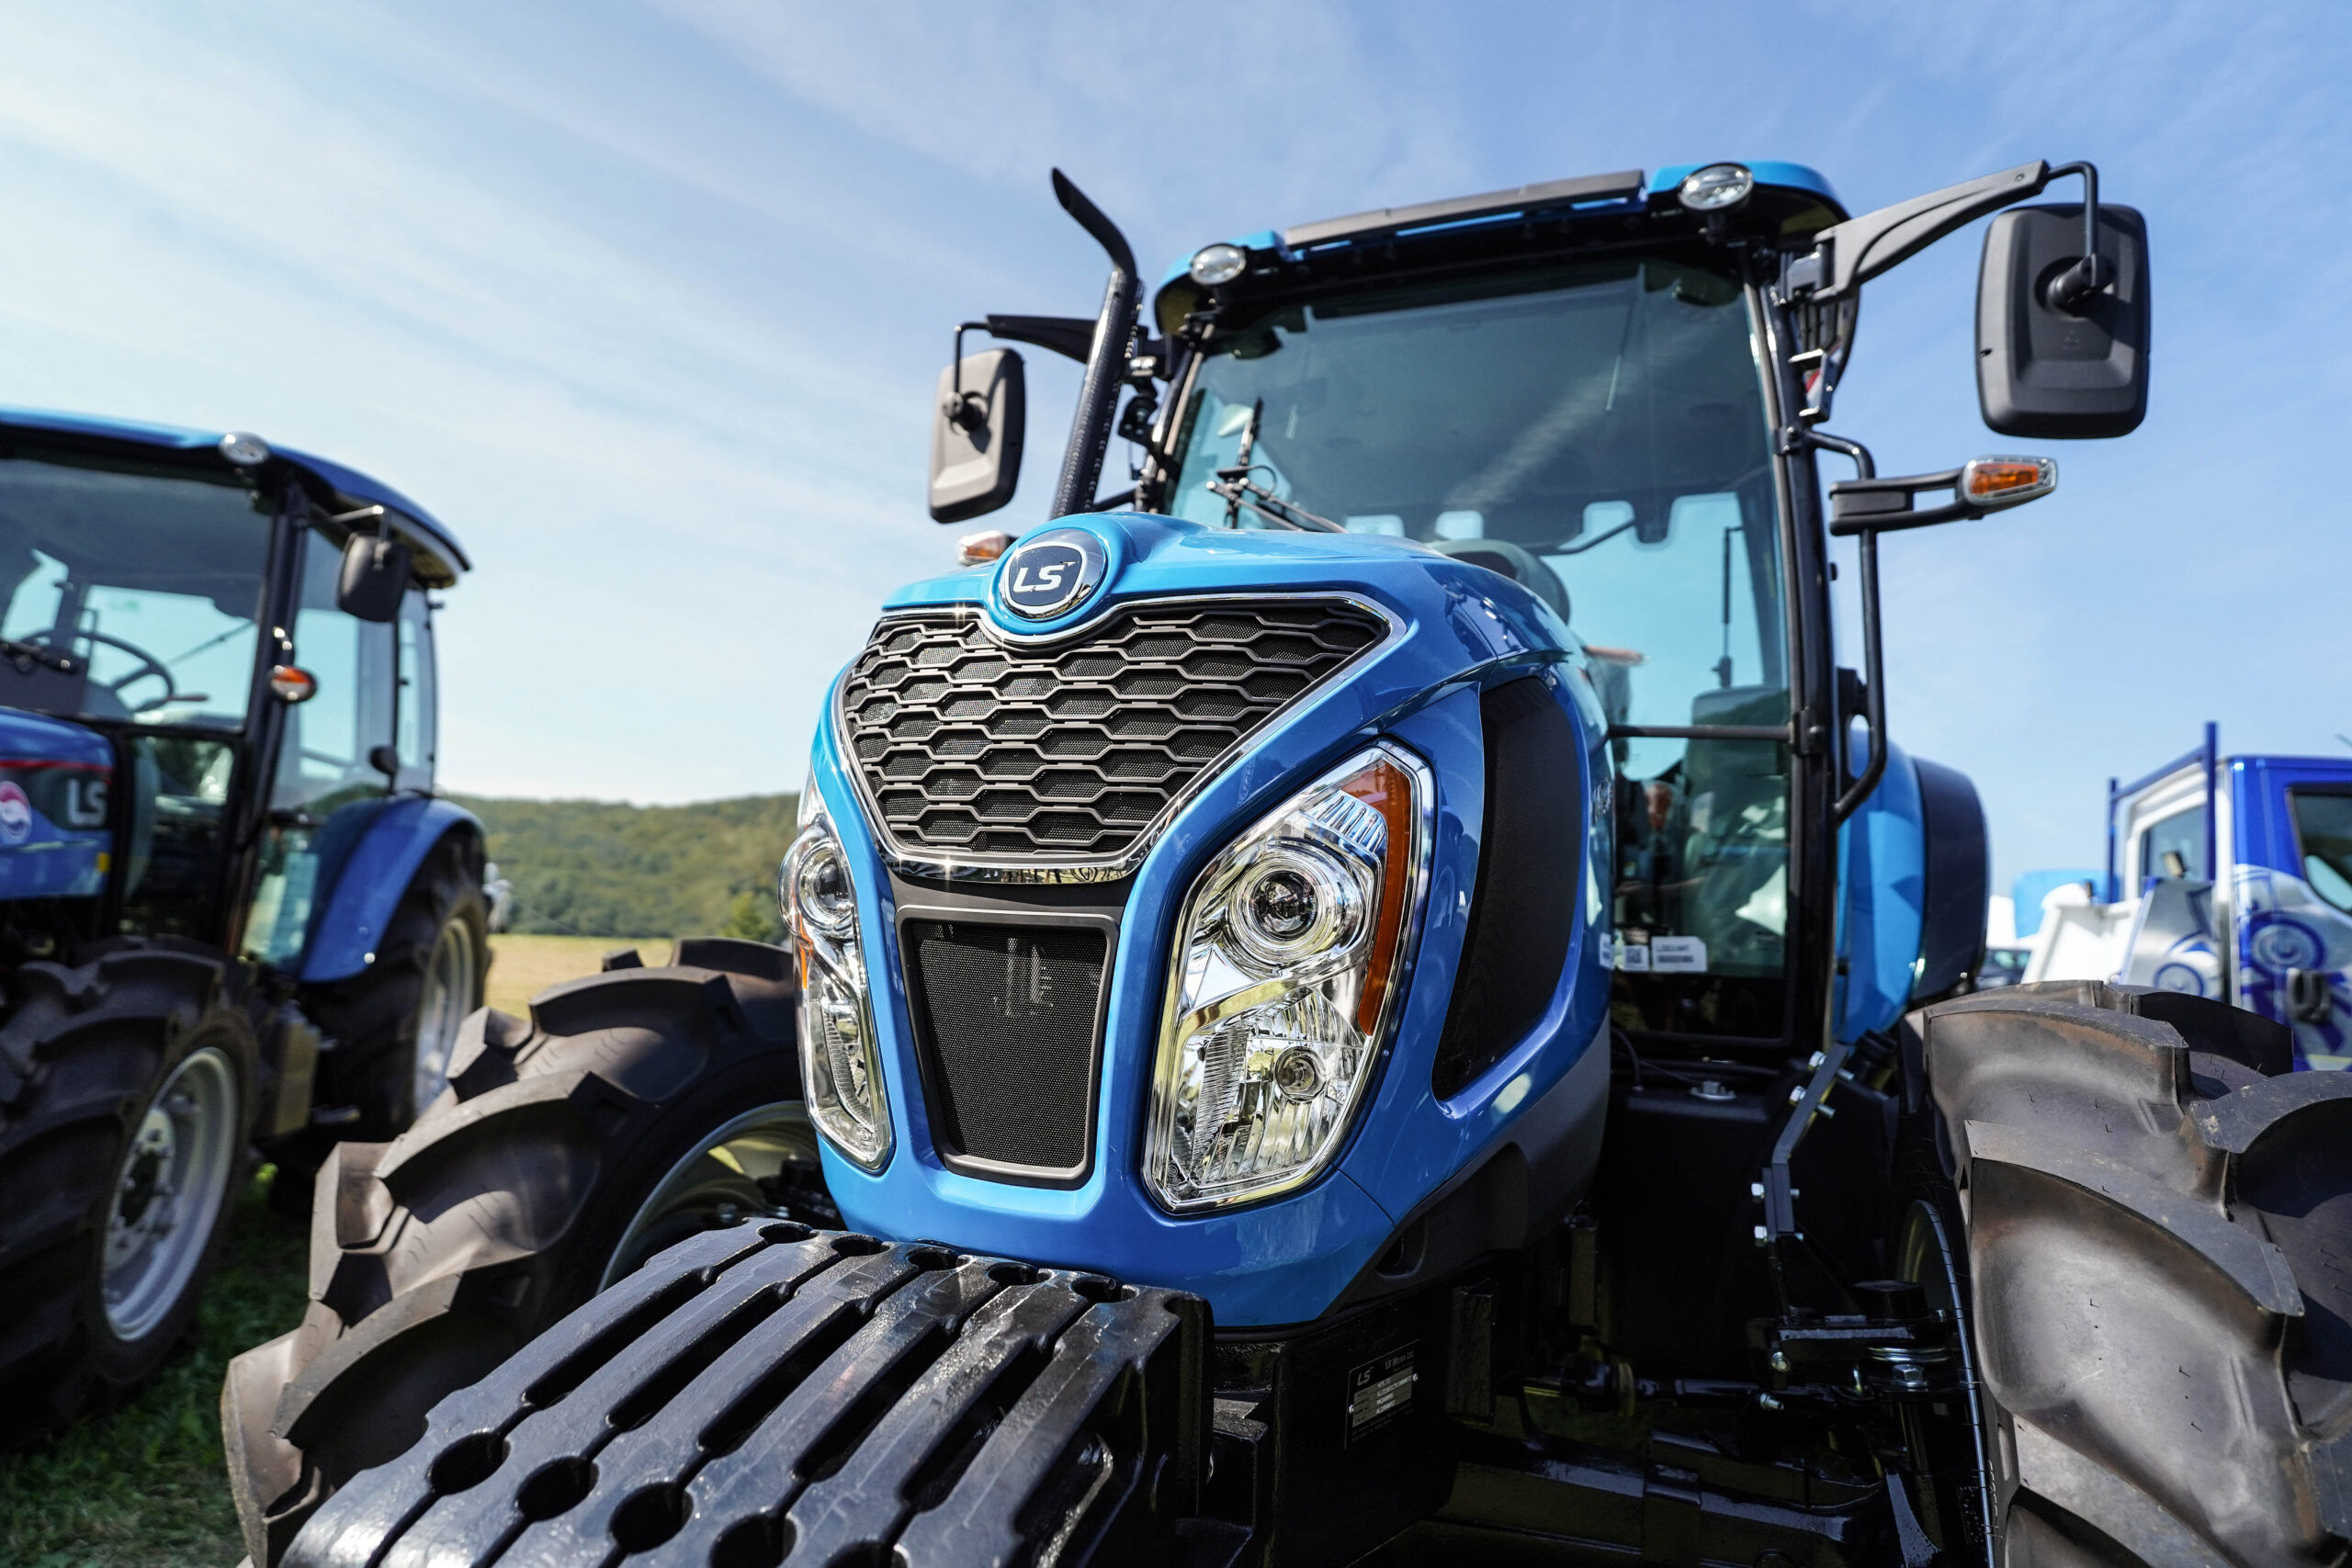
[1346,1342,1418,1445]
[1650,935,1708,973]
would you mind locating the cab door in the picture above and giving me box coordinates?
[390,587,436,795]
[2232,759,2352,1066]
[242,531,400,968]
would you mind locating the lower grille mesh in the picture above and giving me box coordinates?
[904,922,1105,1174]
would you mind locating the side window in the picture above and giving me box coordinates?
[243,531,402,967]
[2290,791,2352,913]
[395,588,435,793]
[278,537,396,816]
[2138,807,2207,884]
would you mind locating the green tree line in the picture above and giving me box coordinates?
[448,793,799,942]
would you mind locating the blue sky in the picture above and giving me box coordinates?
[0,1,2346,886]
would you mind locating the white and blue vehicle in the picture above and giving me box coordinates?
[2021,723,2352,1070]
[247,160,2349,1568]
[0,410,497,1439]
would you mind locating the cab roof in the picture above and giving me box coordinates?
[1155,161,1845,333]
[0,404,470,583]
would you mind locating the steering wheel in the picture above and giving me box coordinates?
[28,629,185,714]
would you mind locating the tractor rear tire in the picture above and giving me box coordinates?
[0,944,257,1447]
[300,834,490,1143]
[220,938,814,1567]
[1911,979,2352,1568]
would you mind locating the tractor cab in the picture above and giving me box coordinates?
[1148,180,1824,1042]
[0,410,467,973]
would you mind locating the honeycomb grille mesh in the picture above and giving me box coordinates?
[839,600,1385,860]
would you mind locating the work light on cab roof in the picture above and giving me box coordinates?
[1187,243,1248,286]
[1677,161,1755,212]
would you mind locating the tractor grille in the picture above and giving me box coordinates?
[838,599,1387,863]
[903,921,1106,1174]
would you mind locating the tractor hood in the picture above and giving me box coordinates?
[887,510,1575,661]
[0,707,112,901]
[811,512,1617,1325]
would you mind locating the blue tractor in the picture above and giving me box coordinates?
[0,410,493,1439]
[249,160,2347,1568]
[2017,723,2352,1069]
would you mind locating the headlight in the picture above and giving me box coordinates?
[783,798,890,1170]
[1146,745,1431,1212]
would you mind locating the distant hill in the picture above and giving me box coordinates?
[448,793,799,941]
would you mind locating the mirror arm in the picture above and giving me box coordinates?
[331,504,394,559]
[1787,160,2052,302]
[2041,161,2109,313]
[1047,169,1141,520]
[1804,431,1889,824]
[944,322,989,431]
[983,314,1098,365]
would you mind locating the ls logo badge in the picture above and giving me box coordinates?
[996,527,1109,621]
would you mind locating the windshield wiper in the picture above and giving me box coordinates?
[1208,470,1346,533]
[0,637,76,675]
[1207,399,1344,533]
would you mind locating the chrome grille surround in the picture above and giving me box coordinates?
[834,595,1395,881]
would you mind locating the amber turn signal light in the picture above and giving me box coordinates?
[1961,455,2057,509]
[268,664,318,704]
[956,529,1015,567]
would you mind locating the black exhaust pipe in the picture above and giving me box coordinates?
[1046,169,1140,519]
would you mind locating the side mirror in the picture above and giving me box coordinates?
[928,347,1025,523]
[336,530,411,622]
[1977,202,2150,438]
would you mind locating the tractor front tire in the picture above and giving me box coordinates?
[300,833,491,1145]
[1914,980,2352,1568]
[221,938,814,1567]
[0,944,257,1447]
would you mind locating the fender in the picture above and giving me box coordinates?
[1836,743,1927,1040]
[299,796,481,984]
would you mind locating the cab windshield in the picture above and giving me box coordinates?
[1167,255,1792,1034]
[0,456,273,731]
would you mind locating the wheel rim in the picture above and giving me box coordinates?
[1895,1198,2002,1568]
[600,1101,820,1291]
[413,917,478,1113]
[103,1044,239,1341]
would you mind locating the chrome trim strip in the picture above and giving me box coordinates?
[833,592,1405,884]
[977,585,1402,650]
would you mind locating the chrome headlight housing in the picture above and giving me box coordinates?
[782,794,890,1170]
[1147,744,1432,1212]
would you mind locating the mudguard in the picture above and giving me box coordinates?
[1836,742,1927,1040]
[299,795,481,983]
[0,708,112,901]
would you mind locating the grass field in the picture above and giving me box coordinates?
[0,934,683,1565]
[483,931,674,1017]
[0,1174,304,1567]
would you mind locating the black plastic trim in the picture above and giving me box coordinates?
[1911,757,1989,1001]
[1432,677,1581,1100]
